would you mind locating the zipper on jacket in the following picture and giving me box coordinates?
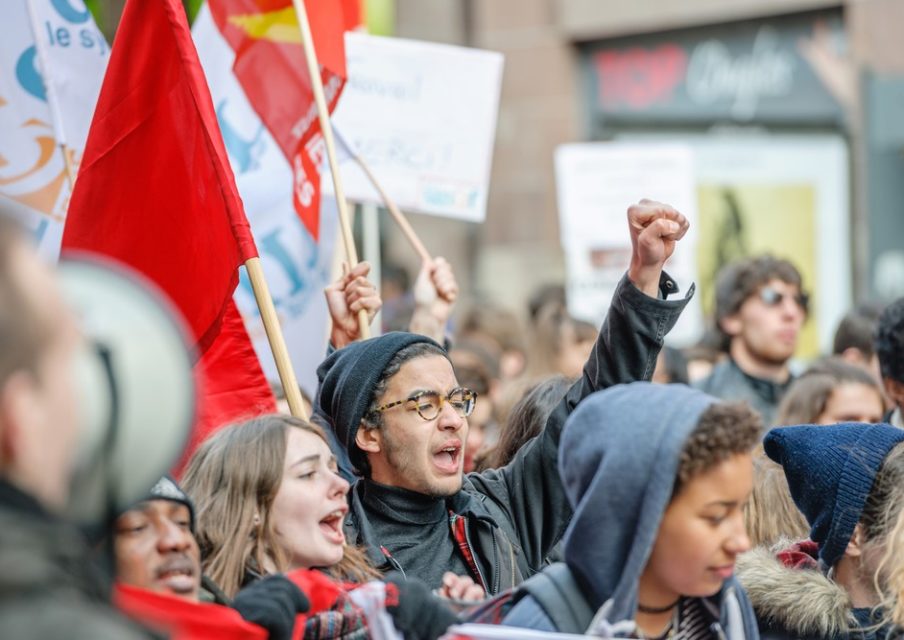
[380,545,406,577]
[489,527,500,594]
[452,514,488,592]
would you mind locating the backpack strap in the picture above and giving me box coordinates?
[517,563,595,634]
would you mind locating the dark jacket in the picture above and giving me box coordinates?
[695,358,793,427]
[343,273,692,595]
[0,479,155,639]
[737,542,886,640]
[501,382,760,639]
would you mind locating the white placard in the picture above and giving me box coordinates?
[555,143,702,345]
[329,32,504,222]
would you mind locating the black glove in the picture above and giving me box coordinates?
[384,572,460,640]
[233,575,310,640]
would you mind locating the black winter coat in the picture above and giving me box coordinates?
[343,273,692,594]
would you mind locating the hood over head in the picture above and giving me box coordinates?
[560,382,717,620]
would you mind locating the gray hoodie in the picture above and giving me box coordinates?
[503,382,760,639]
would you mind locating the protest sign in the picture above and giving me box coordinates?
[329,32,504,223]
[555,143,702,345]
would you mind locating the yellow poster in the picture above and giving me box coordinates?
[695,184,819,358]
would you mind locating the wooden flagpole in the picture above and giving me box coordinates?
[352,156,432,263]
[245,257,309,420]
[290,0,369,339]
[331,125,432,264]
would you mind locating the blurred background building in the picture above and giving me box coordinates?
[87,0,904,349]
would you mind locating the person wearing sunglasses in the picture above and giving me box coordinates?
[697,255,809,426]
[313,199,693,597]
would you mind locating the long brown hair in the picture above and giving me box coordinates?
[182,414,378,598]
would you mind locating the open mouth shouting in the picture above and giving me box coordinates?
[319,507,347,545]
[433,440,463,475]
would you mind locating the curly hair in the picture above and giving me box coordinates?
[876,297,904,384]
[675,402,763,495]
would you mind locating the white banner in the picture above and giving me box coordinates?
[555,143,702,345]
[0,0,108,260]
[330,32,504,223]
[193,6,337,397]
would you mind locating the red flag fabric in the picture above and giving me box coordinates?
[62,0,276,448]
[207,0,360,240]
[115,584,269,640]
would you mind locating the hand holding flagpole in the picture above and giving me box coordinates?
[290,0,370,339]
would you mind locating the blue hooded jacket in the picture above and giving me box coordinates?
[503,382,760,639]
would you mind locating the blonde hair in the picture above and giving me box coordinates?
[744,451,809,548]
[878,503,904,627]
[182,414,378,598]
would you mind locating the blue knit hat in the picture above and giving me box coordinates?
[315,332,443,453]
[764,423,904,567]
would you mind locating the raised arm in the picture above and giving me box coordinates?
[470,200,693,576]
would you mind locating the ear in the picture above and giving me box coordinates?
[883,377,904,409]
[0,372,38,468]
[719,312,742,338]
[844,523,866,559]
[355,423,382,454]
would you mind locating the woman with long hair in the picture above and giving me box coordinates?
[182,415,377,600]
[182,415,466,640]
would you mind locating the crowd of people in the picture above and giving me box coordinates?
[5,196,904,640]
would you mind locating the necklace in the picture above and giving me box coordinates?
[636,599,681,640]
[637,598,681,614]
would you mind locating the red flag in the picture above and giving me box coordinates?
[116,584,269,640]
[207,0,360,240]
[62,0,276,450]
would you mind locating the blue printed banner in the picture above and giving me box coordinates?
[0,0,108,260]
[193,5,337,397]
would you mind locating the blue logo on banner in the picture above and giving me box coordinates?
[239,218,322,319]
[16,47,46,101]
[51,0,90,23]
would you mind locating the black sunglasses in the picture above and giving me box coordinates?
[758,285,808,312]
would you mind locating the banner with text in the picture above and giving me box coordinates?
[329,32,504,223]
[0,0,108,260]
[194,6,337,397]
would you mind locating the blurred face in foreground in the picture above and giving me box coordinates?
[114,500,201,601]
[1,242,82,510]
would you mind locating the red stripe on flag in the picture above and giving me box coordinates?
[63,0,276,454]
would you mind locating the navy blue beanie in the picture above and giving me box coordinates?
[316,332,443,453]
[145,476,195,533]
[764,423,904,567]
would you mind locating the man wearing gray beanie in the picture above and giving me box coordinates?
[316,199,694,596]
